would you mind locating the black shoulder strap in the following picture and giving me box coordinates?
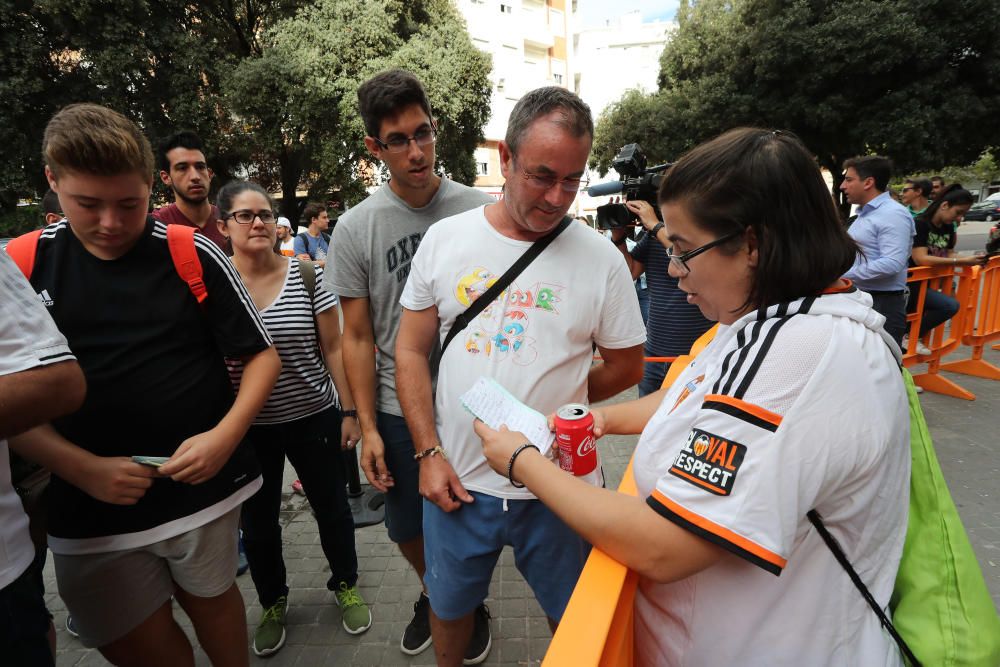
[441,216,572,356]
[807,510,921,666]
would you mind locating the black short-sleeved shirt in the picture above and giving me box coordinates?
[29,218,272,554]
[630,232,713,358]
[910,217,956,266]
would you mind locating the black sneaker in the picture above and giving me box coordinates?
[65,615,79,639]
[400,592,432,655]
[463,604,492,665]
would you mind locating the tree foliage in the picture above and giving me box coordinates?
[0,0,491,218]
[226,0,492,216]
[592,0,1000,211]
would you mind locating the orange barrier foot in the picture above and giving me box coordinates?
[912,372,976,400]
[939,358,1000,380]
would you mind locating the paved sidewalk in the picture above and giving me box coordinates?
[51,346,1000,665]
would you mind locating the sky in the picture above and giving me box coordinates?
[576,0,679,28]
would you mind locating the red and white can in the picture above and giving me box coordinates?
[555,403,597,476]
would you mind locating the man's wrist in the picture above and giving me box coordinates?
[414,444,447,462]
[341,408,358,419]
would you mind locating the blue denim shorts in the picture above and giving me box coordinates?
[423,492,589,621]
[376,411,423,544]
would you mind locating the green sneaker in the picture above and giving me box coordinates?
[334,582,372,635]
[252,596,288,657]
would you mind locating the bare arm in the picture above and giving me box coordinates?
[586,389,669,437]
[0,360,85,439]
[10,424,156,505]
[340,296,393,490]
[911,246,984,267]
[396,306,472,511]
[610,228,644,280]
[588,343,644,403]
[159,345,281,484]
[476,421,724,583]
[317,305,361,449]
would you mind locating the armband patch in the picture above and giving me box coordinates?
[669,428,746,496]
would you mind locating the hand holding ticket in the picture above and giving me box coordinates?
[460,377,555,456]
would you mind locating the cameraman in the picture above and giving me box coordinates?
[610,200,713,395]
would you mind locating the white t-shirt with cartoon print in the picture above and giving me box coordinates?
[400,206,646,499]
[632,289,909,666]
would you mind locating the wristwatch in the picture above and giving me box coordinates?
[649,221,665,237]
[342,409,358,419]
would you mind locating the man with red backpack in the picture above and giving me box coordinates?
[6,103,280,667]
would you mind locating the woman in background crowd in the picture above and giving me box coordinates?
[905,184,985,355]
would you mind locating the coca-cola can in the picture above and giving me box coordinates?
[554,403,597,476]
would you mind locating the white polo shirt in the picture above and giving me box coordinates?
[0,251,76,589]
[632,288,909,666]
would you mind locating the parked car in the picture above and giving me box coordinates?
[963,201,1000,222]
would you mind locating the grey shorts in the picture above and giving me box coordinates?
[52,507,240,648]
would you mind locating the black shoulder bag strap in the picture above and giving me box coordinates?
[440,216,572,356]
[807,510,921,666]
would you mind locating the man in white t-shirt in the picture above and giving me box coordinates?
[275,217,295,257]
[396,87,645,666]
[0,251,86,665]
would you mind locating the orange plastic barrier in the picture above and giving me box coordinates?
[939,255,1000,381]
[903,264,979,400]
[544,325,718,667]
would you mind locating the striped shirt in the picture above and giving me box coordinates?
[228,259,339,424]
[631,232,714,387]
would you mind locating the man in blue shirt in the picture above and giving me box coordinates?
[294,201,330,268]
[841,155,914,345]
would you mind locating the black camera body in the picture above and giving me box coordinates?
[594,143,669,230]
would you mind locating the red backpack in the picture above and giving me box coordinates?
[5,224,208,304]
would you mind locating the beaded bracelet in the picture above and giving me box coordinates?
[507,443,539,488]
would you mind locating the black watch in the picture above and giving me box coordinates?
[342,409,358,419]
[649,221,665,237]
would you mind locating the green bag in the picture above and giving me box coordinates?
[890,369,1000,666]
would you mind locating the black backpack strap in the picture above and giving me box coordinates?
[807,510,921,666]
[440,216,572,356]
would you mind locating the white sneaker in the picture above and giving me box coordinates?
[902,336,932,356]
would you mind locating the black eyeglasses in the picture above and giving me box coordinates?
[374,127,437,154]
[666,230,744,277]
[227,210,276,225]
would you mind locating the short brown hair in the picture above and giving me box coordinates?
[357,69,434,139]
[301,201,327,226]
[659,128,858,312]
[43,104,154,183]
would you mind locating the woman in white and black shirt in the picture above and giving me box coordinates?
[217,182,369,657]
